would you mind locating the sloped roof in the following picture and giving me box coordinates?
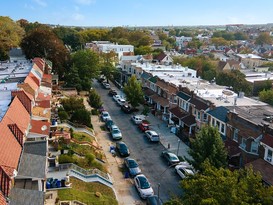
[0,123,22,172]
[9,188,44,205]
[42,74,52,84]
[225,138,241,157]
[150,95,169,107]
[156,53,167,61]
[29,120,50,136]
[169,106,188,119]
[141,71,151,80]
[148,76,157,83]
[207,106,229,123]
[24,75,39,92]
[143,88,156,97]
[29,72,40,87]
[32,58,45,72]
[245,158,273,185]
[181,115,196,126]
[189,97,210,111]
[177,92,191,101]
[17,83,35,100]
[218,61,228,71]
[0,191,7,205]
[261,134,273,148]
[3,96,30,133]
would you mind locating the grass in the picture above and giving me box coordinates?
[72,132,93,143]
[100,125,106,131]
[58,177,118,205]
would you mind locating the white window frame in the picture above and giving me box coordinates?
[233,129,238,142]
[266,149,272,162]
[250,141,258,154]
[240,138,247,150]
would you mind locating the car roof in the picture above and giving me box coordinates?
[146,130,157,135]
[117,141,126,145]
[102,111,109,114]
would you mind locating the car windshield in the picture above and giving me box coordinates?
[119,144,127,150]
[128,159,138,168]
[103,113,109,117]
[112,129,120,134]
[170,154,178,161]
[139,177,150,189]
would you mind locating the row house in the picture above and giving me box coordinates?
[0,58,51,204]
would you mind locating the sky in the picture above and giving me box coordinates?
[1,0,273,27]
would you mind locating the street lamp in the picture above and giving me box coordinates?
[177,139,181,156]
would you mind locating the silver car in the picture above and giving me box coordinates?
[134,174,154,199]
[110,125,122,140]
[124,157,141,176]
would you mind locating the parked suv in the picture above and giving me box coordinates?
[145,130,160,142]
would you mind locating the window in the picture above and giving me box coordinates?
[240,138,246,150]
[212,118,215,126]
[233,129,238,142]
[203,114,207,121]
[197,112,201,120]
[220,123,225,134]
[250,141,258,154]
[266,149,272,162]
[216,121,220,128]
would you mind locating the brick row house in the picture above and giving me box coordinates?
[119,59,273,185]
[0,58,52,204]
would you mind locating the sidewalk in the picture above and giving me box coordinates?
[145,113,191,160]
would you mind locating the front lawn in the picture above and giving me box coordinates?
[58,177,118,205]
[72,132,93,143]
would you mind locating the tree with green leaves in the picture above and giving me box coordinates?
[181,161,273,205]
[60,97,85,114]
[259,89,273,105]
[188,126,227,172]
[255,32,273,46]
[0,16,25,60]
[71,49,100,79]
[123,75,144,108]
[89,89,103,109]
[71,109,92,127]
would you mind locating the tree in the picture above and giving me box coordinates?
[60,97,85,114]
[123,75,144,108]
[211,37,229,47]
[134,46,152,55]
[71,109,92,127]
[0,16,25,60]
[181,162,273,205]
[20,25,70,76]
[259,89,273,105]
[89,89,103,109]
[255,32,273,46]
[188,126,227,171]
[71,49,100,79]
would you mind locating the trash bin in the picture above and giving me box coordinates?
[124,172,130,178]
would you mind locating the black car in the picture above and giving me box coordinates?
[105,120,114,130]
[121,104,139,114]
[147,195,163,205]
[116,141,130,157]
[161,151,180,166]
[108,89,118,96]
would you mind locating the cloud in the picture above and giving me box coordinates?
[75,0,96,5]
[33,0,47,7]
[73,13,85,21]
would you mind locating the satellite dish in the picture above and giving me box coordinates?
[41,125,47,131]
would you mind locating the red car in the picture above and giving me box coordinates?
[138,121,150,132]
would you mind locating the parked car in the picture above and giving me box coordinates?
[108,89,118,96]
[145,130,160,142]
[146,195,163,205]
[105,120,114,130]
[134,174,154,199]
[175,163,195,179]
[131,115,146,124]
[115,141,130,157]
[110,125,122,140]
[161,151,180,166]
[117,98,126,106]
[102,82,111,89]
[121,104,138,114]
[113,95,122,102]
[138,121,150,132]
[101,111,111,122]
[124,157,141,176]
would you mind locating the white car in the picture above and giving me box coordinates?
[117,98,126,106]
[131,115,146,124]
[175,162,195,179]
[134,174,154,199]
[145,130,160,142]
[102,82,111,89]
[101,111,111,122]
[113,95,121,102]
[110,125,122,140]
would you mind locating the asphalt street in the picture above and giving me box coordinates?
[94,80,182,202]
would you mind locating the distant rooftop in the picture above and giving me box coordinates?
[236,53,262,59]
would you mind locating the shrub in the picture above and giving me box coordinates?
[58,154,75,164]
[91,109,99,115]
[58,110,69,121]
